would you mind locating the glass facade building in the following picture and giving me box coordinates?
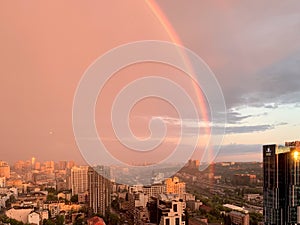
[263,141,300,225]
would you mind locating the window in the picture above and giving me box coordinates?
[173,203,178,212]
[175,218,180,225]
[165,218,170,225]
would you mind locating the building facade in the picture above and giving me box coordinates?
[228,211,250,225]
[143,184,166,198]
[263,141,300,225]
[165,177,186,199]
[157,194,186,225]
[88,166,111,217]
[71,166,89,196]
[0,161,10,178]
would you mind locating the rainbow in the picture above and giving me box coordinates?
[145,0,212,165]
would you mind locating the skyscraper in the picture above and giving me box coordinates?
[71,166,89,196]
[263,141,300,225]
[88,166,111,217]
[0,161,10,178]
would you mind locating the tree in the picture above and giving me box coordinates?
[74,218,84,225]
[56,215,64,225]
[0,215,31,225]
[43,219,55,225]
[249,212,263,225]
[74,214,84,225]
[111,199,119,210]
[223,214,231,225]
[109,213,120,225]
[47,194,58,201]
[71,194,78,203]
[45,187,57,195]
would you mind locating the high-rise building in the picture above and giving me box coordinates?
[128,191,149,224]
[67,161,75,169]
[58,161,67,170]
[34,161,41,170]
[88,166,111,217]
[43,161,55,173]
[157,194,186,225]
[165,177,186,199]
[263,141,300,225]
[71,166,89,196]
[31,157,36,169]
[0,161,10,178]
[0,177,6,187]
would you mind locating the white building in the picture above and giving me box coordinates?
[0,195,9,209]
[9,187,18,197]
[49,204,60,218]
[71,166,89,195]
[40,210,49,221]
[5,208,33,224]
[129,192,149,208]
[0,177,6,187]
[28,211,40,225]
[143,184,166,197]
[157,194,186,225]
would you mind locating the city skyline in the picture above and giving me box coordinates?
[0,1,300,164]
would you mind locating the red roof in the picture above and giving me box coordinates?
[87,216,106,225]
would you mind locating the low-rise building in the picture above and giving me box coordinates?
[5,208,33,224]
[228,211,249,225]
[143,184,166,198]
[244,194,262,202]
[186,200,202,211]
[28,211,40,225]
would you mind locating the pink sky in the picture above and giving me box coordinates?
[1,1,300,164]
[0,1,183,164]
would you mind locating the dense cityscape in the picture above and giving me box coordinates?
[0,155,266,225]
[3,141,300,225]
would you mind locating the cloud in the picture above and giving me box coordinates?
[226,110,252,124]
[167,1,300,110]
[264,103,278,109]
[147,116,278,135]
[239,51,300,107]
[276,122,288,126]
[215,144,262,162]
[225,125,274,134]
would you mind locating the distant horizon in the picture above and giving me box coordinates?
[5,141,297,165]
[6,155,264,166]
